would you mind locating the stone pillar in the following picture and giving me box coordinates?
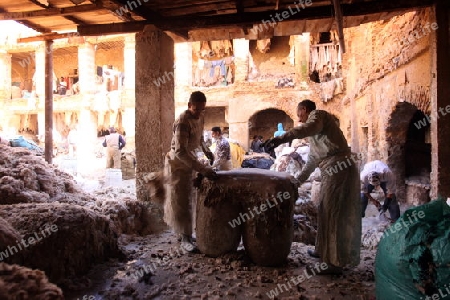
[174,42,192,112]
[37,112,45,137]
[77,109,97,175]
[122,107,135,137]
[78,42,96,94]
[350,95,359,153]
[0,52,12,99]
[233,39,249,82]
[229,121,249,150]
[294,33,310,83]
[135,25,175,201]
[35,44,46,99]
[75,42,98,169]
[124,34,136,97]
[430,2,450,199]
[229,97,250,149]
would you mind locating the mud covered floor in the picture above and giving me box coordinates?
[64,154,379,300]
[64,231,377,300]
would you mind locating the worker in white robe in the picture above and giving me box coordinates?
[263,99,361,274]
[164,91,217,252]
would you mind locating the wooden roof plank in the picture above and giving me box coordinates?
[0,4,103,20]
[17,32,80,43]
[26,0,93,26]
[78,21,147,35]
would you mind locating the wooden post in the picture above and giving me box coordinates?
[430,1,450,198]
[332,0,346,53]
[44,40,53,163]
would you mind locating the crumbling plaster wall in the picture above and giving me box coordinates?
[341,8,434,201]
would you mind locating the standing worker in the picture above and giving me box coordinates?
[164,91,218,252]
[360,160,400,221]
[211,126,232,171]
[67,125,79,157]
[103,126,126,169]
[263,99,361,274]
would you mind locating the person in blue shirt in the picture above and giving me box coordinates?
[274,123,286,137]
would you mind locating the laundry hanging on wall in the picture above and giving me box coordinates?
[310,43,342,83]
[193,40,235,87]
[310,38,344,102]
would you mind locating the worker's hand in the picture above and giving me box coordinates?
[262,137,284,152]
[193,173,204,189]
[204,151,215,165]
[291,177,302,188]
[203,168,219,180]
[370,197,382,210]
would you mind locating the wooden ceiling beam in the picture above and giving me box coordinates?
[0,6,50,33]
[153,0,434,31]
[236,0,244,14]
[97,0,136,22]
[26,0,91,26]
[78,0,434,35]
[17,32,80,43]
[78,21,147,35]
[0,4,103,20]
[16,20,51,33]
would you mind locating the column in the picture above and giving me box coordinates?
[122,107,135,137]
[0,52,11,99]
[233,39,249,82]
[35,44,46,99]
[229,121,250,150]
[44,40,54,163]
[77,109,98,175]
[294,33,310,83]
[37,112,45,137]
[78,42,96,94]
[430,2,450,198]
[174,42,192,109]
[135,25,175,201]
[228,97,250,149]
[123,34,136,102]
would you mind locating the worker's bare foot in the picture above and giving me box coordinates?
[306,263,343,275]
[177,234,196,242]
[180,234,197,253]
[180,241,196,253]
[307,249,320,258]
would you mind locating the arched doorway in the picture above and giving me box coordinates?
[386,102,431,204]
[248,108,294,143]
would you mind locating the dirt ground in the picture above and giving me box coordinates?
[53,149,381,300]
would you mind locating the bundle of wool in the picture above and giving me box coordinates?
[0,144,80,205]
[0,217,20,251]
[0,263,64,299]
[197,169,297,266]
[121,152,136,180]
[0,203,121,286]
[141,171,166,206]
[196,179,242,257]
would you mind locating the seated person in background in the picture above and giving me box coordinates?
[211,126,232,171]
[360,160,400,221]
[250,135,263,153]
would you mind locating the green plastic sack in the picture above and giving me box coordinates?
[375,199,450,299]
